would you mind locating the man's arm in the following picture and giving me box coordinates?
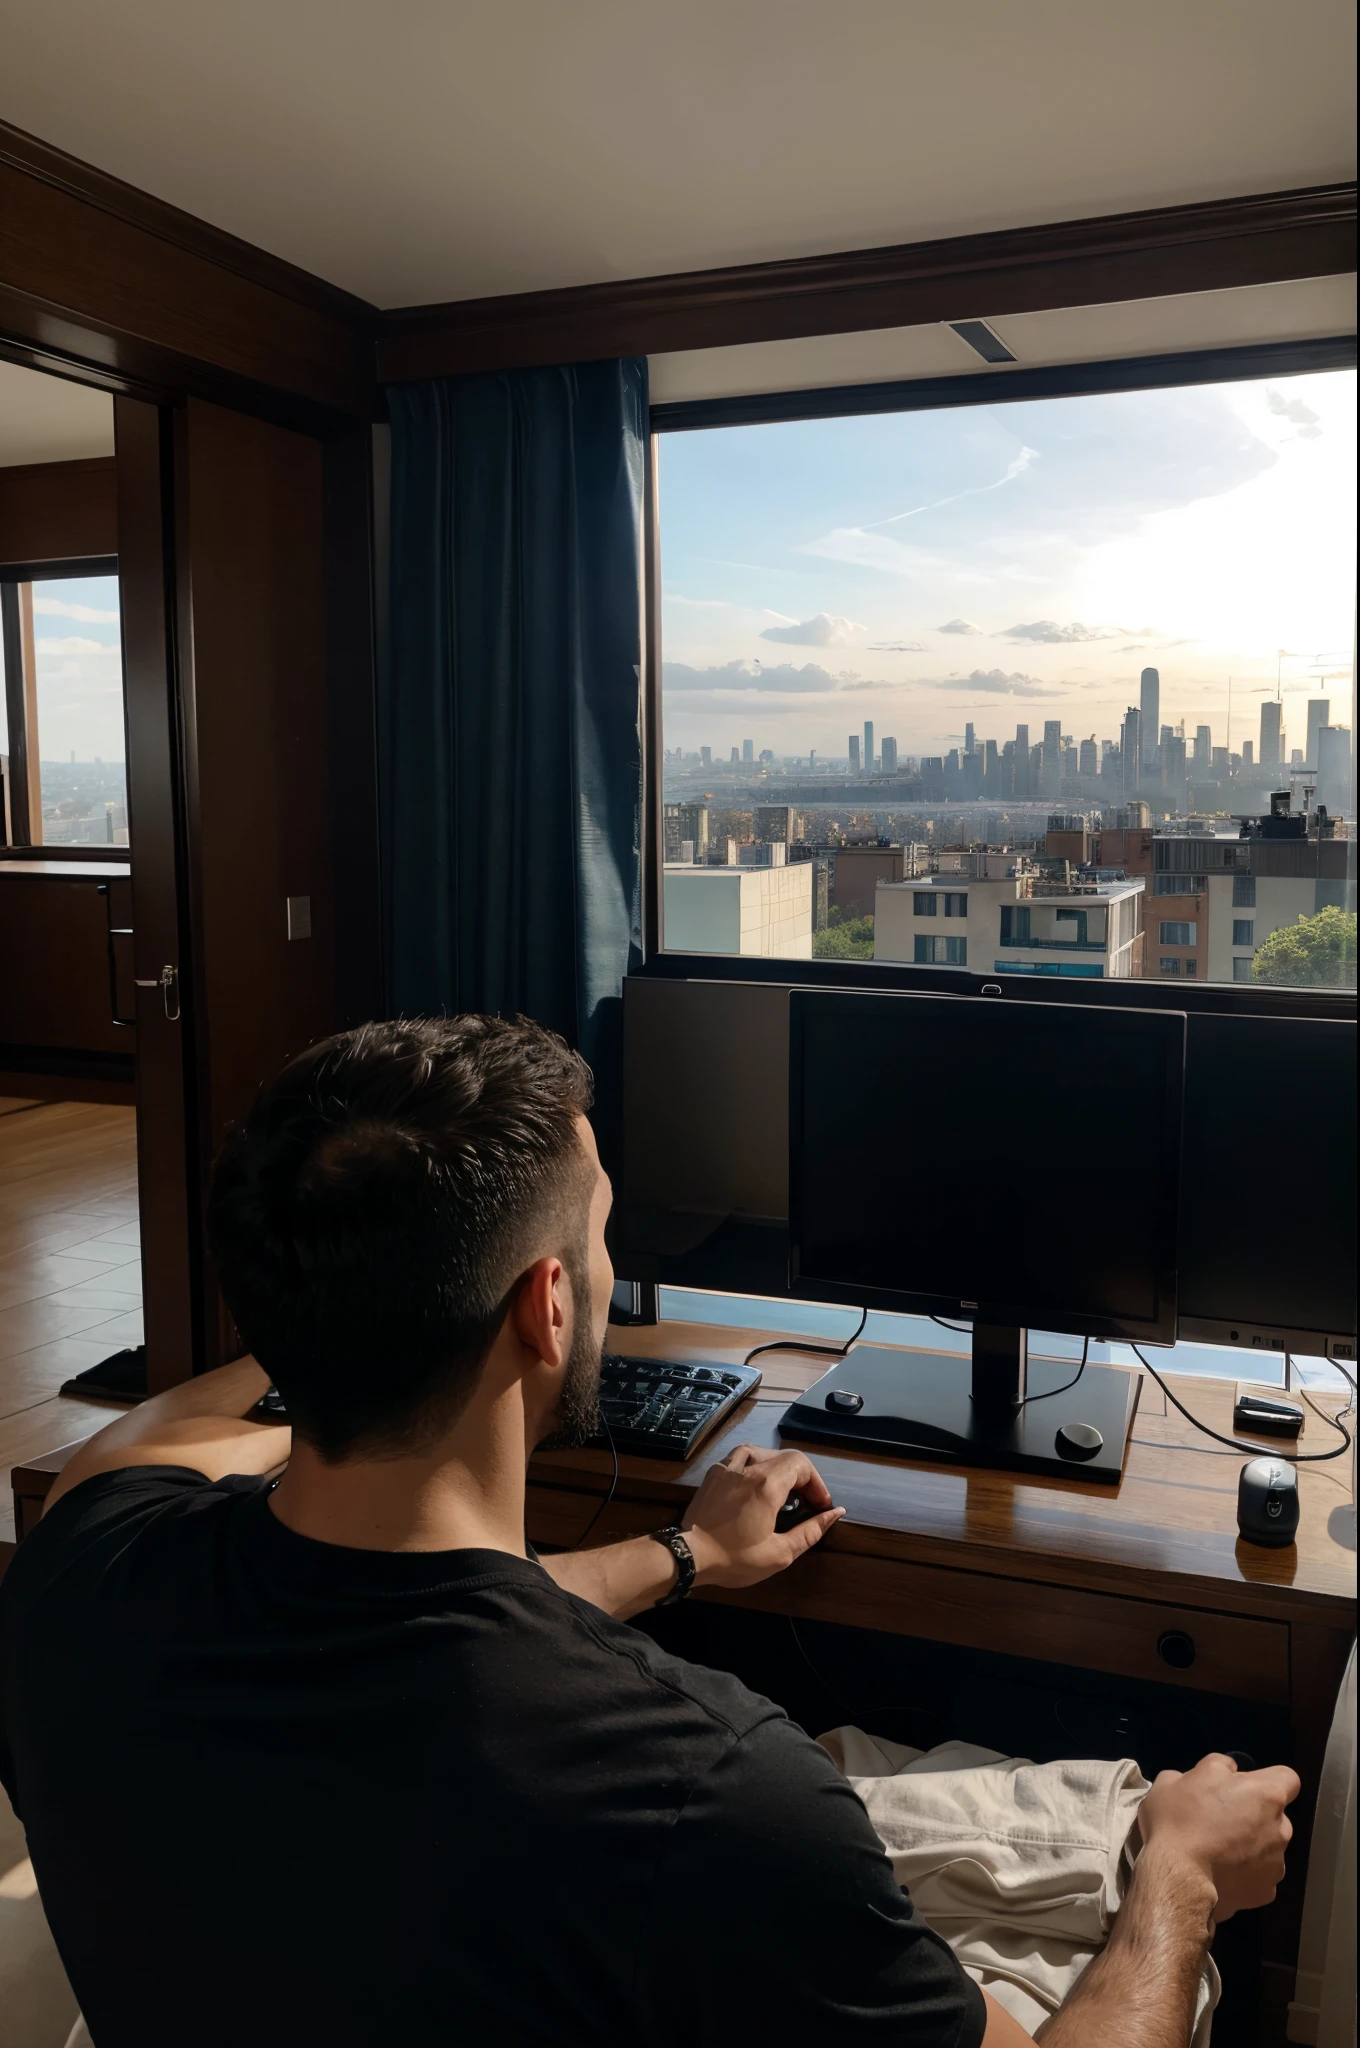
[540,1442,845,1617]
[43,1357,289,1515]
[1025,1752,1298,2046]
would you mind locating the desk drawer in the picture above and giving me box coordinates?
[707,1550,1291,1704]
[526,1487,1290,1703]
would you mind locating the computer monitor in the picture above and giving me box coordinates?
[1178,1013,1357,1362]
[781,988,1187,1481]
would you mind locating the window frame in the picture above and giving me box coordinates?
[641,333,1358,1025]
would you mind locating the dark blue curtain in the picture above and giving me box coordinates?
[381,359,647,1069]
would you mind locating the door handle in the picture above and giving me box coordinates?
[133,964,181,1022]
[96,882,136,1028]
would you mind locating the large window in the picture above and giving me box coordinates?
[657,365,1356,988]
[0,572,126,847]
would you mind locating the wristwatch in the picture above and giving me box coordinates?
[648,1525,697,1605]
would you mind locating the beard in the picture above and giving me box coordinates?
[534,1245,605,1451]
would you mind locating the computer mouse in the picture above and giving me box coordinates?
[775,1492,827,1533]
[1237,1457,1299,1547]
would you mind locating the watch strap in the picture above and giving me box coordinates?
[648,1525,696,1605]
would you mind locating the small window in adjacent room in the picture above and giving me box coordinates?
[1232,957,1255,982]
[943,892,968,917]
[1159,921,1197,946]
[1232,875,1257,909]
[1232,919,1255,946]
[0,572,127,847]
[1160,957,1183,976]
[913,891,937,916]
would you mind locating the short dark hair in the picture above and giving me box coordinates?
[206,1015,595,1460]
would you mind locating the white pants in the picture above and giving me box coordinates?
[820,1725,1219,2043]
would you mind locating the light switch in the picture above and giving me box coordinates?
[286,895,312,940]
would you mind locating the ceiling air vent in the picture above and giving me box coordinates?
[949,320,1017,365]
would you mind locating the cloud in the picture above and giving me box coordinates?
[759,612,864,647]
[841,679,893,692]
[921,668,1056,698]
[938,618,982,636]
[663,659,844,695]
[33,597,120,624]
[1265,388,1322,438]
[866,639,926,653]
[1000,620,1114,644]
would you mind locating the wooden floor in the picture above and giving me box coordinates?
[0,1098,145,1553]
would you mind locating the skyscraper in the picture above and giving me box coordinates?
[1305,699,1331,770]
[848,735,861,774]
[1120,707,1142,795]
[742,738,754,765]
[1193,725,1211,772]
[1316,725,1352,815]
[1042,720,1062,797]
[1260,701,1282,775]
[1140,669,1160,770]
[1013,724,1030,796]
[700,746,711,767]
[863,721,875,773]
[1078,736,1097,778]
[880,737,898,775]
[964,722,976,755]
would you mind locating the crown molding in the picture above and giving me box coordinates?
[378,183,1358,384]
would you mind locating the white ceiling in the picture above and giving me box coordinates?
[649,275,1359,404]
[0,360,115,468]
[3,0,1356,311]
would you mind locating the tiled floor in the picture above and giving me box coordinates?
[0,1099,144,1551]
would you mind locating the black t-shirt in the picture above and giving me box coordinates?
[0,1467,985,2047]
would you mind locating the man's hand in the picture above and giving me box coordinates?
[1137,1751,1299,1920]
[680,1444,845,1588]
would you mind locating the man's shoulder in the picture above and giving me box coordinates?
[0,1465,252,1613]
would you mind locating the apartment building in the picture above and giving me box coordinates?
[1152,808,1354,984]
[662,861,813,957]
[874,869,1144,979]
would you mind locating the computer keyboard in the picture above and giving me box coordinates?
[592,1354,763,1459]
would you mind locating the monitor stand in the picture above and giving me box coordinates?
[779,1324,1140,1483]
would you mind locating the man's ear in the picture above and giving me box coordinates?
[508,1256,567,1372]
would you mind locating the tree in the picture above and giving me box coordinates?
[813,914,875,961]
[1252,905,1357,988]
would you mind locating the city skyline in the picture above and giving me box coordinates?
[659,368,1356,761]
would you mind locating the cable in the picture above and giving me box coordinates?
[572,1413,620,1549]
[1129,1345,1352,1464]
[786,1615,859,1722]
[1016,1335,1089,1410]
[929,1315,974,1336]
[743,1305,868,1372]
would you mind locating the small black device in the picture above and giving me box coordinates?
[1055,1421,1104,1461]
[1237,1457,1300,1548]
[1233,1387,1304,1438]
[592,1354,762,1459]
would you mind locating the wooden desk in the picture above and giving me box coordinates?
[527,1320,1356,2038]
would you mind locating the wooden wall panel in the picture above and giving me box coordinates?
[0,457,116,564]
[178,400,339,1166]
[0,122,376,428]
[0,869,132,1054]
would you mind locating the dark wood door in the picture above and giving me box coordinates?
[115,398,205,1391]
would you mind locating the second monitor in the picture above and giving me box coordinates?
[781,988,1187,1481]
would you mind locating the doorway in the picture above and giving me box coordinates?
[0,362,150,1556]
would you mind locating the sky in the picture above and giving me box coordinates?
[658,368,1357,762]
[0,573,125,763]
